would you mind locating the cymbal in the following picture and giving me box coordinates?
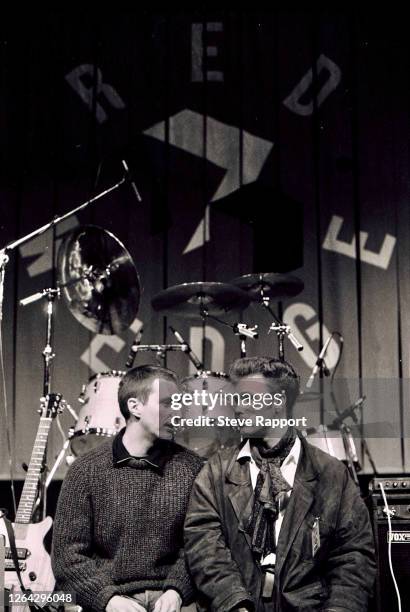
[151,282,250,317]
[231,272,304,301]
[58,225,140,335]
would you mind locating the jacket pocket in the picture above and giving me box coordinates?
[284,580,328,610]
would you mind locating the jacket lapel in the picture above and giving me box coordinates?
[228,484,254,549]
[226,449,254,550]
[274,438,319,575]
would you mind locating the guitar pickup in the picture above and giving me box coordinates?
[5,547,29,559]
[5,560,26,571]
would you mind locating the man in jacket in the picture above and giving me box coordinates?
[52,365,203,612]
[184,357,376,612]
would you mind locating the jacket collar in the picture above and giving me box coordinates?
[226,434,321,561]
[226,432,318,485]
[225,440,252,485]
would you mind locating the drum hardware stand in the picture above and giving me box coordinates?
[0,176,128,318]
[234,323,259,358]
[0,173,139,518]
[20,287,61,395]
[170,326,204,372]
[126,329,144,369]
[258,289,303,359]
[199,306,258,358]
[133,344,189,362]
[267,316,303,360]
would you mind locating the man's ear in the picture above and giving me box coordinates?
[127,397,143,420]
[275,390,287,415]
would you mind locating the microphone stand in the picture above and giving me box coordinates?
[0,177,126,323]
[0,177,127,519]
[329,397,377,475]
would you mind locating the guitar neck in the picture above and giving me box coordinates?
[15,416,53,525]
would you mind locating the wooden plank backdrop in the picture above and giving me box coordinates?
[0,10,409,478]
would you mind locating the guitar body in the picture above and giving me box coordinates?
[1,517,55,605]
[1,395,64,610]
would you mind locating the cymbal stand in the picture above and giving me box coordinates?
[0,177,126,322]
[0,177,129,519]
[199,306,258,358]
[134,344,189,363]
[259,291,303,360]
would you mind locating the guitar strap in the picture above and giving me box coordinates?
[1,514,45,612]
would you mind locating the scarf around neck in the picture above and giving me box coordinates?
[245,427,297,558]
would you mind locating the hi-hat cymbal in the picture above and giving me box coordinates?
[58,225,140,335]
[151,282,250,318]
[231,272,304,301]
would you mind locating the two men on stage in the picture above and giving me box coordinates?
[52,359,376,612]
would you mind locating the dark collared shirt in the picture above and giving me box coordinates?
[112,428,175,471]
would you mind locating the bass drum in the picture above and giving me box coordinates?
[70,370,126,457]
[175,371,240,458]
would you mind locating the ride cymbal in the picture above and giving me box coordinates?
[151,281,250,318]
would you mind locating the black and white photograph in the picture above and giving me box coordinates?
[0,8,409,612]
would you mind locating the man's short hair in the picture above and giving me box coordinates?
[118,365,178,420]
[229,356,300,413]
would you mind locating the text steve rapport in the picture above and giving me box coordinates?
[171,390,284,411]
[171,415,309,428]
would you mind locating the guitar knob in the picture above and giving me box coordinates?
[29,571,37,581]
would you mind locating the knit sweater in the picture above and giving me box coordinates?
[51,437,203,612]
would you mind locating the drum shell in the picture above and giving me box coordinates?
[175,372,239,457]
[303,425,359,465]
[70,371,126,456]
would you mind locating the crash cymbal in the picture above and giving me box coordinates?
[231,272,304,301]
[58,225,140,335]
[151,282,250,318]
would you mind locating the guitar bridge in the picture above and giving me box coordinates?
[5,560,26,571]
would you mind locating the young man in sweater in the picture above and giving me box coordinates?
[52,365,203,612]
[184,357,376,612]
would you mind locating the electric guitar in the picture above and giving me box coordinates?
[0,393,65,607]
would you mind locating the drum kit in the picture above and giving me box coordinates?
[17,219,363,475]
[60,237,312,460]
[21,223,356,473]
[0,164,363,499]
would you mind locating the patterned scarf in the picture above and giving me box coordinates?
[245,427,296,558]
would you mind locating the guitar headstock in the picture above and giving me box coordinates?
[39,393,66,418]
